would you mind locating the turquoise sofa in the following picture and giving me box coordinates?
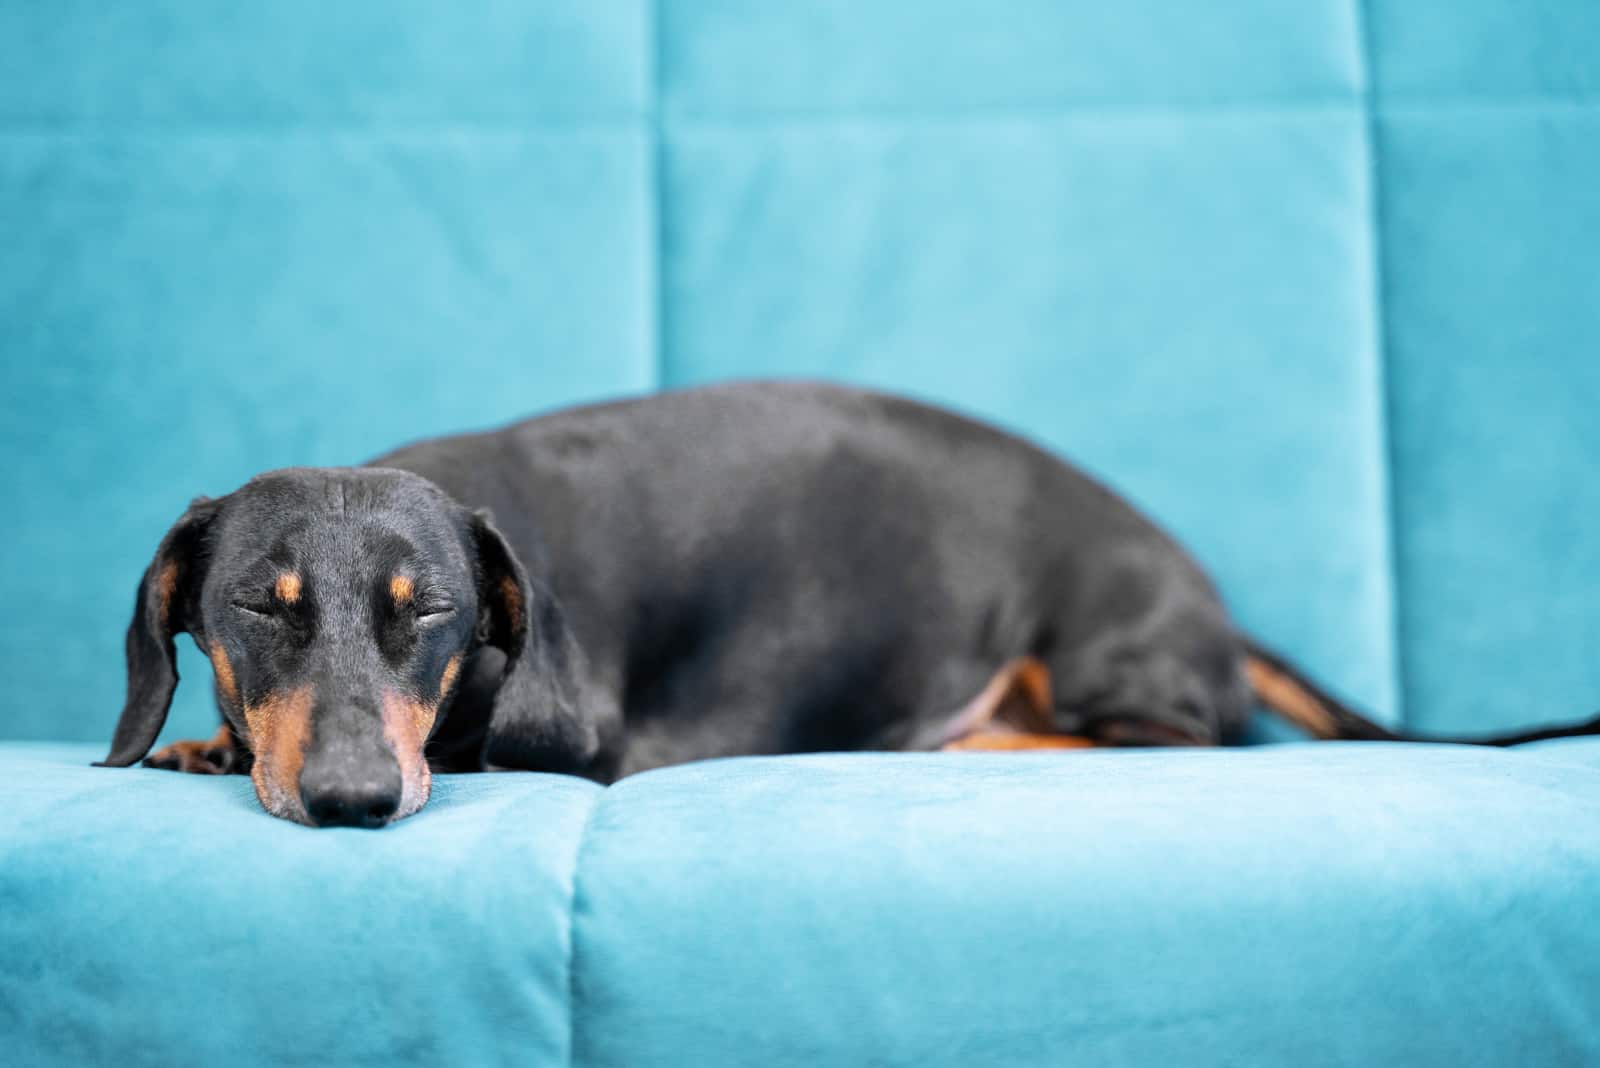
[3,3,1598,1064]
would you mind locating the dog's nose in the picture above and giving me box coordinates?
[300,774,401,829]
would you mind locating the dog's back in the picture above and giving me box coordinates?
[374,381,1243,773]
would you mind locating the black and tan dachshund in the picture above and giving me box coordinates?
[99,382,1600,826]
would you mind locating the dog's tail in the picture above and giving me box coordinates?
[1241,635,1600,746]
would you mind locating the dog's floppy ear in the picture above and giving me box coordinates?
[469,510,600,776]
[97,497,218,768]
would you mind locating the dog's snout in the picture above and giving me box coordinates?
[299,747,403,828]
[294,696,406,828]
[301,776,401,828]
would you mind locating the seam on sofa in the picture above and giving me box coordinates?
[565,9,661,1062]
[1350,0,1407,730]
[656,97,1363,128]
[563,785,607,1068]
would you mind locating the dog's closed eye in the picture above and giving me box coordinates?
[414,603,456,625]
[386,575,454,625]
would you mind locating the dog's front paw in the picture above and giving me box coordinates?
[143,725,247,774]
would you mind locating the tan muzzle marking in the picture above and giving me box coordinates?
[208,645,238,707]
[244,686,315,822]
[379,656,462,821]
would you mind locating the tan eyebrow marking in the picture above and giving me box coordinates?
[274,572,302,604]
[390,574,414,604]
[438,654,462,701]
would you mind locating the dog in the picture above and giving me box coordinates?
[98,381,1600,826]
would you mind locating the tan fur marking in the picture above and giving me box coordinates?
[245,687,314,822]
[382,693,436,753]
[438,654,462,702]
[208,645,238,706]
[499,575,523,634]
[378,656,463,820]
[274,571,302,605]
[944,731,1095,751]
[155,562,179,626]
[938,656,1057,749]
[1245,655,1339,738]
[390,574,414,604]
[381,690,438,821]
[146,723,239,774]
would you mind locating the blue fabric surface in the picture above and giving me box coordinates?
[1369,1,1600,98]
[659,0,1359,111]
[1376,106,1600,733]
[572,745,1600,1067]
[1365,0,1600,736]
[0,743,601,1067]
[0,1,650,121]
[6,741,1599,1067]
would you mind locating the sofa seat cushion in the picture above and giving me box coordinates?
[0,743,600,1068]
[569,743,1600,1067]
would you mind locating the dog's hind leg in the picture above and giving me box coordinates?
[1047,604,1253,748]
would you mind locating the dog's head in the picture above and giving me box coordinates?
[99,468,536,827]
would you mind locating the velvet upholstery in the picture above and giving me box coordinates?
[4,741,1599,1066]
[0,744,601,1067]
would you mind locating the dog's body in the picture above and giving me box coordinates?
[379,380,1258,777]
[103,381,1600,825]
